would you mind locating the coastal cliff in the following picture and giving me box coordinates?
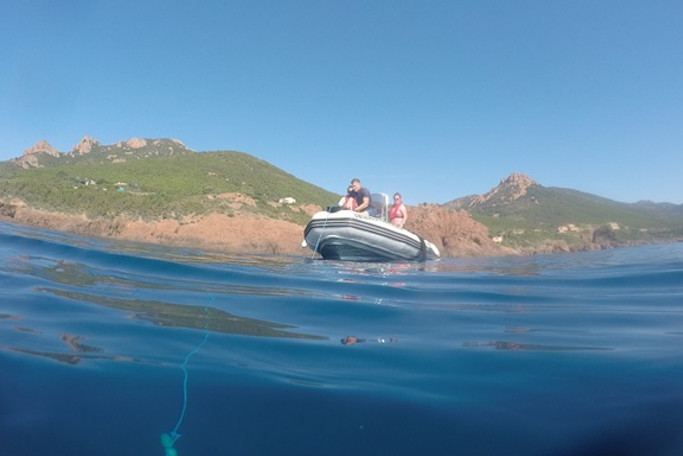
[0,200,511,257]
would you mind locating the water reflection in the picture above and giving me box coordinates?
[340,335,398,346]
[13,256,327,301]
[2,332,136,365]
[60,333,102,354]
[40,287,325,340]
[463,341,611,351]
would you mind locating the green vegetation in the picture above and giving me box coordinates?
[3,143,682,253]
[464,186,683,250]
[0,151,337,224]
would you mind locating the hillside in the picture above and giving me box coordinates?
[0,137,337,226]
[446,173,683,253]
[0,136,515,257]
[2,138,681,257]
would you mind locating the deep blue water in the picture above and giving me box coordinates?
[1,220,682,456]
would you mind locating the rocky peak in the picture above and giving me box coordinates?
[126,137,147,149]
[10,140,61,169]
[469,173,537,206]
[22,140,60,158]
[499,173,537,194]
[71,136,100,156]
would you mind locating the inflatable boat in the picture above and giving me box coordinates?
[302,193,440,262]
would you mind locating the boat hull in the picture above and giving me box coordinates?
[303,210,440,261]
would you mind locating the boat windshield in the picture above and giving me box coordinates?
[370,193,389,222]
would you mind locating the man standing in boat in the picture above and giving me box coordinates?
[350,178,372,214]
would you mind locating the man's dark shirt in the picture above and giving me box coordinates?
[354,187,371,208]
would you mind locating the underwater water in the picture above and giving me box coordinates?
[1,220,682,456]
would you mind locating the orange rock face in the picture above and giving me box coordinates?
[405,204,514,257]
[0,200,514,258]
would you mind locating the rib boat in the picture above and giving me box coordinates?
[302,193,440,262]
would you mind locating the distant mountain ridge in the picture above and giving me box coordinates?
[11,136,193,169]
[446,172,683,252]
[447,172,683,219]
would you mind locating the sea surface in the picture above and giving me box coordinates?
[1,221,682,456]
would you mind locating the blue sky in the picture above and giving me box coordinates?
[2,0,682,204]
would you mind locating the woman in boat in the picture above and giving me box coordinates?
[390,192,407,228]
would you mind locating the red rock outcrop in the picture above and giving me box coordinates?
[126,138,147,149]
[0,200,514,258]
[405,204,515,257]
[70,136,100,156]
[11,140,61,168]
[468,172,537,206]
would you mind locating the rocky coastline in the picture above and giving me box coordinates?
[0,200,514,258]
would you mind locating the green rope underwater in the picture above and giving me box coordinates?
[161,305,211,456]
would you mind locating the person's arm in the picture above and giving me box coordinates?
[355,195,370,212]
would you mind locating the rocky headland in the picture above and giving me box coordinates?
[0,199,512,258]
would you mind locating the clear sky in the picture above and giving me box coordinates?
[2,0,682,204]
